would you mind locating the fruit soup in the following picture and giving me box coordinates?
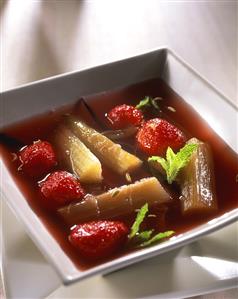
[0,78,237,270]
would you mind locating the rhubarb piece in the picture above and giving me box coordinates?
[58,177,171,225]
[177,138,218,215]
[69,221,128,260]
[101,126,138,140]
[66,116,142,175]
[55,127,102,183]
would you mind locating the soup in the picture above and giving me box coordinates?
[1,78,237,270]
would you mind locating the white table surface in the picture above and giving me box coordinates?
[1,1,237,298]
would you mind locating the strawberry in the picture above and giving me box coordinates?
[69,221,129,260]
[39,171,85,209]
[107,104,143,129]
[136,118,186,156]
[19,140,57,178]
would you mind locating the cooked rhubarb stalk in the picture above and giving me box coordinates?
[58,177,171,225]
[101,126,138,140]
[55,127,102,183]
[66,116,142,175]
[178,138,218,215]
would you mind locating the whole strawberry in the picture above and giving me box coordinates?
[107,104,143,129]
[136,118,186,156]
[40,171,85,209]
[19,140,57,178]
[69,221,129,260]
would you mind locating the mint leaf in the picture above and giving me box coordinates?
[136,96,161,111]
[137,230,154,242]
[128,203,175,248]
[148,156,160,162]
[148,143,198,184]
[148,156,168,172]
[175,143,198,166]
[129,203,148,239]
[139,230,174,247]
[166,147,176,165]
[136,96,150,110]
[167,144,198,184]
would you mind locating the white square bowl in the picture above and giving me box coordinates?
[1,48,237,284]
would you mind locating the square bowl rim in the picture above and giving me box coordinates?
[1,46,237,112]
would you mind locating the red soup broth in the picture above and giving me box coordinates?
[0,78,237,270]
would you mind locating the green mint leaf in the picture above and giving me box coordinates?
[165,147,179,184]
[136,97,150,110]
[137,230,154,242]
[175,143,198,166]
[139,230,174,247]
[129,203,149,239]
[148,156,168,173]
[167,143,198,184]
[148,156,160,162]
[166,147,176,171]
[136,96,160,111]
[148,143,198,184]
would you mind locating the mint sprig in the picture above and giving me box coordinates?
[139,231,174,247]
[137,230,154,242]
[136,96,161,111]
[129,203,148,239]
[129,204,174,247]
[148,143,198,184]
